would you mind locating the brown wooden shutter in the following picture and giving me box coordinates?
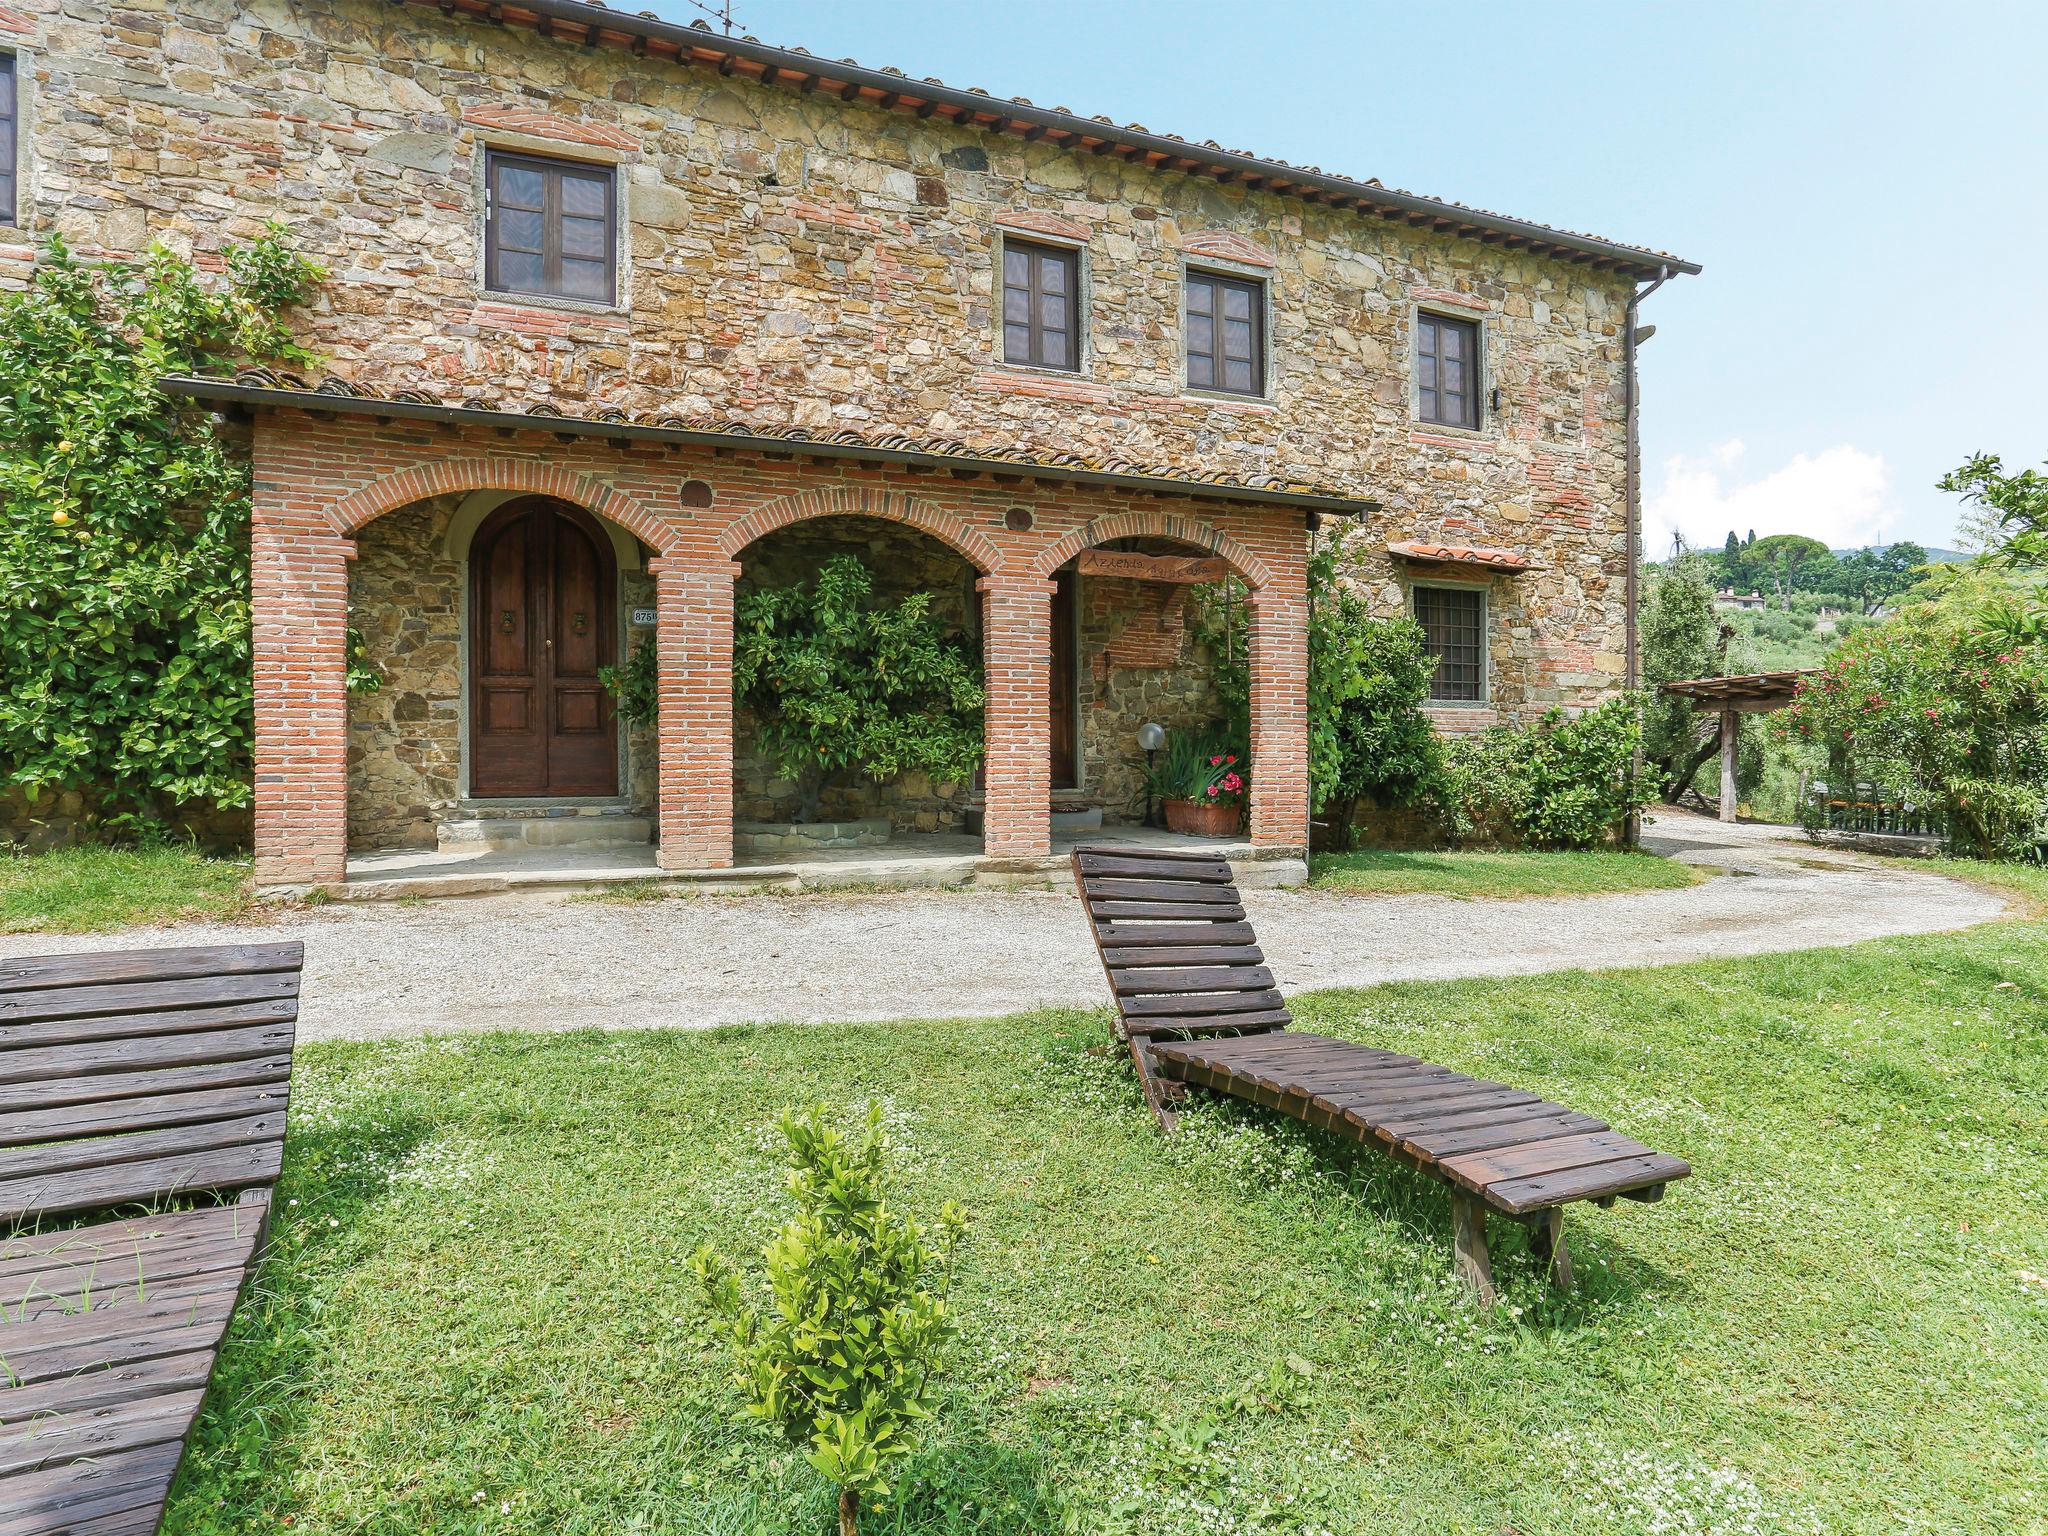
[1418,313,1481,429]
[1186,272,1265,396]
[486,150,617,305]
[1001,240,1079,371]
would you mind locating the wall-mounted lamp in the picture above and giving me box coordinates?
[1137,721,1167,828]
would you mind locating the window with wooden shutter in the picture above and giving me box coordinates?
[1001,239,1080,371]
[1415,586,1486,701]
[0,54,17,228]
[1185,271,1265,396]
[485,150,617,305]
[1417,312,1481,429]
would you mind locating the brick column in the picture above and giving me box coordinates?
[251,524,354,889]
[978,573,1056,859]
[650,556,738,870]
[1248,581,1310,850]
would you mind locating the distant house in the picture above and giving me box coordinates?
[0,0,1697,888]
[1715,590,1769,612]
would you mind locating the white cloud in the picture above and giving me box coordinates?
[1647,441,1902,556]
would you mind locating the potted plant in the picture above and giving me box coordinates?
[1150,735,1247,835]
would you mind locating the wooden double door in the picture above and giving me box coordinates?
[469,498,619,798]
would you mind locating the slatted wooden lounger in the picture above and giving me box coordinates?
[1071,848,1687,1303]
[0,941,304,1535]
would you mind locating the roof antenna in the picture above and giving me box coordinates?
[683,0,739,34]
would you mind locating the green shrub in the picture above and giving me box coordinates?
[731,555,984,823]
[0,232,322,822]
[1318,612,1440,848]
[693,1103,967,1536]
[1437,697,1649,849]
[597,633,658,725]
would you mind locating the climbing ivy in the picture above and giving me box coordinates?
[0,232,325,822]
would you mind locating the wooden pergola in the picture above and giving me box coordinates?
[1660,671,1817,822]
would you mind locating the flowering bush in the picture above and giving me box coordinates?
[1780,612,2048,859]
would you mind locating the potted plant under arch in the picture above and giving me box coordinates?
[1150,735,1248,836]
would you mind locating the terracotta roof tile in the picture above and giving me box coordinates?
[180,370,1368,514]
[1387,540,1535,572]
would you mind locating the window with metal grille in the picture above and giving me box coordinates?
[1185,270,1265,396]
[1001,239,1080,370]
[1417,311,1480,429]
[1415,586,1485,701]
[0,54,18,228]
[485,150,616,304]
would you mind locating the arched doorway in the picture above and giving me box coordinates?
[468,497,619,798]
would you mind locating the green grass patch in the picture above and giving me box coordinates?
[0,844,256,933]
[163,867,2048,1534]
[1310,847,1701,900]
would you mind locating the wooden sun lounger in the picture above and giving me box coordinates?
[1072,848,1687,1302]
[0,941,304,1535]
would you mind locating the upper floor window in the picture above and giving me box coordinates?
[1415,585,1485,701]
[1001,239,1079,371]
[1185,270,1265,396]
[485,149,615,305]
[1417,312,1480,429]
[0,54,18,227]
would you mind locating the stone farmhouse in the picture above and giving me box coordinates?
[0,0,1696,890]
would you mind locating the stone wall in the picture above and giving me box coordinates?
[6,0,1639,728]
[1077,575,1227,822]
[345,494,657,850]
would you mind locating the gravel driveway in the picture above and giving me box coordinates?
[3,812,2010,1040]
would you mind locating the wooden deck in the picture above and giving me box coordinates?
[0,942,303,1536]
[1072,847,1688,1302]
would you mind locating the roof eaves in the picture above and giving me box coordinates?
[410,0,1700,280]
[161,372,1373,516]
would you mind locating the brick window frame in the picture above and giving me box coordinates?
[471,131,632,314]
[1,49,22,229]
[993,227,1090,376]
[1411,581,1489,703]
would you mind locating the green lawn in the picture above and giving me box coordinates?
[164,866,2048,1535]
[0,844,256,933]
[1310,847,1701,900]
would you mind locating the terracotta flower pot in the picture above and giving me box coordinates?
[1163,796,1242,837]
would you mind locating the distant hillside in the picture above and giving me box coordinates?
[1829,544,1968,563]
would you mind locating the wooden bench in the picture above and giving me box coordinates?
[0,941,304,1535]
[1071,848,1687,1302]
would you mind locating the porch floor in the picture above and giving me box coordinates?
[337,825,1305,901]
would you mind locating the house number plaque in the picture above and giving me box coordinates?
[629,608,657,628]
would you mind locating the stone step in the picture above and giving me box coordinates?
[437,812,653,853]
[735,818,892,855]
[960,803,1103,836]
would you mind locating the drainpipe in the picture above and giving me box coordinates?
[1623,264,1672,847]
[1623,263,1671,691]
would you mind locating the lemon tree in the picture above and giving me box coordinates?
[0,232,323,825]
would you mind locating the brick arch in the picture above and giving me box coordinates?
[1031,509,1272,590]
[329,459,678,555]
[717,486,1006,573]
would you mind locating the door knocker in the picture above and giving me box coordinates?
[571,612,588,636]
[499,610,516,633]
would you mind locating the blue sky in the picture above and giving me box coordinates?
[647,0,2047,553]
